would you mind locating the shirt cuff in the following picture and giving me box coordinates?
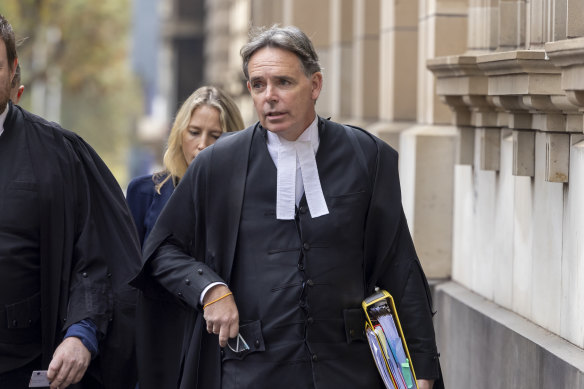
[64,318,99,359]
[200,282,227,305]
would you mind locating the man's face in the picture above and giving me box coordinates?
[0,40,15,115]
[247,46,322,141]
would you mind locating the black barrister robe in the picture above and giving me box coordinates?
[3,102,141,388]
[132,117,444,388]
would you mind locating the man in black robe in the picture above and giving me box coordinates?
[133,25,443,389]
[0,15,140,388]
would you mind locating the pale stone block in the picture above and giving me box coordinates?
[507,112,533,130]
[561,136,584,347]
[393,30,419,121]
[545,133,570,182]
[435,15,469,58]
[532,113,566,132]
[315,48,332,119]
[417,17,431,124]
[499,1,526,49]
[431,0,472,15]
[567,0,584,38]
[566,113,584,133]
[472,130,497,299]
[513,175,534,318]
[458,126,475,165]
[529,0,545,47]
[379,29,394,121]
[362,38,380,119]
[366,121,412,150]
[479,128,501,171]
[452,164,475,288]
[330,0,353,44]
[251,0,284,26]
[328,42,354,119]
[531,132,564,333]
[513,130,535,177]
[284,0,330,46]
[399,125,457,278]
[493,132,514,308]
[552,0,567,42]
[420,13,468,125]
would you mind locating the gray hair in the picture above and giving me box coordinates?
[240,25,321,80]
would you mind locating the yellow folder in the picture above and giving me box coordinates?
[362,289,419,389]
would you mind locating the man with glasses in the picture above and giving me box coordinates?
[133,25,443,389]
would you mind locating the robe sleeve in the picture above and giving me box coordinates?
[131,148,224,310]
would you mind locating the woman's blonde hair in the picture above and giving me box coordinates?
[155,86,244,192]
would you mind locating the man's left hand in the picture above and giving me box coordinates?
[47,337,91,389]
[417,379,435,389]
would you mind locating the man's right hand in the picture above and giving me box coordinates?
[202,284,239,347]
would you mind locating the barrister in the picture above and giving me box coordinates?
[0,15,140,388]
[132,25,443,389]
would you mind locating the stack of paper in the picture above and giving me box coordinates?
[365,316,415,389]
[362,290,418,389]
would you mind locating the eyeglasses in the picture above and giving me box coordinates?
[227,333,250,353]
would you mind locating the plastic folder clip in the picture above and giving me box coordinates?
[362,289,419,389]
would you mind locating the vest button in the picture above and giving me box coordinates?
[297,263,304,271]
[82,272,88,278]
[220,349,225,357]
[177,292,183,297]
[197,269,203,275]
[11,319,17,327]
[307,317,314,325]
[303,242,310,250]
[299,206,308,214]
[306,279,314,287]
[312,354,318,362]
[185,278,191,285]
[255,339,260,348]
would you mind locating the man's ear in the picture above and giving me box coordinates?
[246,80,252,94]
[310,72,323,101]
[16,85,24,102]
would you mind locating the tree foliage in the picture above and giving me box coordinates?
[0,0,143,184]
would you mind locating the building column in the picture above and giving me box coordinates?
[328,0,354,122]
[398,0,468,279]
[367,0,419,148]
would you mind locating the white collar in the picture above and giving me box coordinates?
[265,116,329,220]
[0,103,8,137]
[266,116,320,154]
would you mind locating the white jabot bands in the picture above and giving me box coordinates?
[268,117,329,220]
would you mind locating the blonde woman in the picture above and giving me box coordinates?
[126,86,244,389]
[127,86,244,245]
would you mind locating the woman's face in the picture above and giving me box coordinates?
[182,104,222,165]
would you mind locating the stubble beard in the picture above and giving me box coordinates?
[0,79,10,115]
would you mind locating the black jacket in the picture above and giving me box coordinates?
[4,102,141,388]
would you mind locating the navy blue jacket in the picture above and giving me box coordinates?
[126,174,174,246]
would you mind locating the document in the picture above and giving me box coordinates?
[378,314,414,389]
[362,289,418,389]
[366,325,394,388]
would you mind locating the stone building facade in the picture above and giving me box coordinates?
[203,0,584,387]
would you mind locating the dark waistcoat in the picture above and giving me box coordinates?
[221,127,383,389]
[0,119,42,372]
